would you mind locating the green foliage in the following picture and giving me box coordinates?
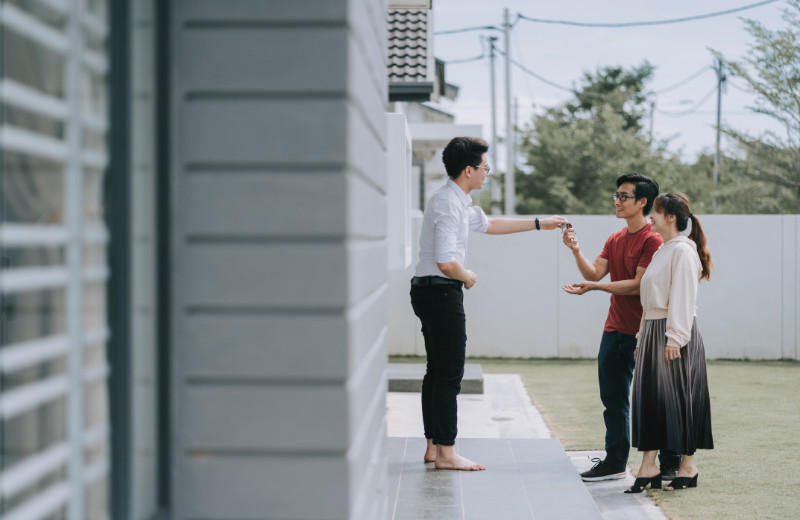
[514,2,800,216]
[516,63,686,215]
[568,62,655,132]
[712,0,800,213]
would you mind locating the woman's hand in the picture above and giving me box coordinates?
[665,345,681,363]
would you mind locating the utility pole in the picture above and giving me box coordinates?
[504,8,515,214]
[648,100,655,144]
[488,36,500,214]
[713,58,725,214]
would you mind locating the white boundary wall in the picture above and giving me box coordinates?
[389,214,800,360]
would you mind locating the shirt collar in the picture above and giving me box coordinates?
[446,179,473,208]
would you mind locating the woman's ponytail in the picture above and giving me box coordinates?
[688,213,712,281]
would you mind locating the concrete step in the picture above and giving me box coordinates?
[387,437,602,520]
[387,363,484,394]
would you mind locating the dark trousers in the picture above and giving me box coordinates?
[410,283,466,446]
[598,331,681,469]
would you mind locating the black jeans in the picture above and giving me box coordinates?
[598,331,681,470]
[410,283,466,446]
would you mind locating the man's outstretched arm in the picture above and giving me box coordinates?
[486,216,568,235]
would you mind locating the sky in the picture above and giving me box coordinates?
[431,0,789,168]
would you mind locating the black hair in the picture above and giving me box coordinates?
[442,137,489,179]
[654,192,713,281]
[616,173,659,215]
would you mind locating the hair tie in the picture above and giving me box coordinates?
[688,212,694,218]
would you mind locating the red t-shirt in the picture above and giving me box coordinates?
[598,223,663,335]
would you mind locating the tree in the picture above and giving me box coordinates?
[568,63,655,132]
[516,63,683,215]
[713,0,800,213]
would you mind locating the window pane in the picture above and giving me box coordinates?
[0,289,67,345]
[2,246,65,269]
[3,30,66,98]
[1,154,65,224]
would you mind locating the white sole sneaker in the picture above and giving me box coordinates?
[581,471,627,482]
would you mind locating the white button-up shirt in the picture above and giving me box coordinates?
[415,179,489,278]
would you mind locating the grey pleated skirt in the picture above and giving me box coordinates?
[631,317,714,455]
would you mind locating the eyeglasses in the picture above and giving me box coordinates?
[473,164,491,174]
[612,193,637,202]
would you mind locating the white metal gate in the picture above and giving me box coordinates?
[0,0,110,519]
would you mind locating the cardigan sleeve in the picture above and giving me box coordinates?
[665,245,699,348]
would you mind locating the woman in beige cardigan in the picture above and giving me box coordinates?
[625,193,714,494]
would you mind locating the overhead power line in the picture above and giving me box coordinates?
[727,77,753,93]
[490,46,573,92]
[435,24,501,36]
[509,59,573,92]
[515,0,778,28]
[656,85,718,117]
[447,44,720,109]
[654,67,711,94]
[442,53,486,65]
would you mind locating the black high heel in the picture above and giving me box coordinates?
[666,473,698,490]
[624,473,662,493]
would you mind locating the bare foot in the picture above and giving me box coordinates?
[434,452,486,471]
[424,444,437,463]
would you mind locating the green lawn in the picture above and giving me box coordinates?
[391,356,800,520]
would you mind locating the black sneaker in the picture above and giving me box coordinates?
[660,466,679,481]
[580,458,627,482]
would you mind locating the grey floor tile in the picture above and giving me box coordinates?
[388,438,602,520]
[394,505,464,520]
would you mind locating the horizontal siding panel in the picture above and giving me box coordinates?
[347,333,387,453]
[183,314,348,380]
[183,172,347,237]
[349,0,388,104]
[180,385,347,451]
[350,429,388,520]
[179,455,348,520]
[347,240,387,306]
[348,38,388,156]
[347,376,388,518]
[181,99,347,166]
[180,0,347,23]
[181,28,347,93]
[346,105,386,195]
[347,284,388,375]
[347,172,386,239]
[181,242,347,308]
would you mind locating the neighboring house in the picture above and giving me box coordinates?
[388,8,436,103]
[387,8,483,210]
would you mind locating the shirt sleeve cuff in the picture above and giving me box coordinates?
[666,336,684,348]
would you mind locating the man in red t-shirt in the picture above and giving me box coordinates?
[562,173,680,482]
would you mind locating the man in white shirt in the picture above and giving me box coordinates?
[411,136,567,471]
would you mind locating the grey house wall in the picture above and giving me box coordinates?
[169,1,390,519]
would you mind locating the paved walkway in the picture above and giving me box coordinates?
[386,373,666,520]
